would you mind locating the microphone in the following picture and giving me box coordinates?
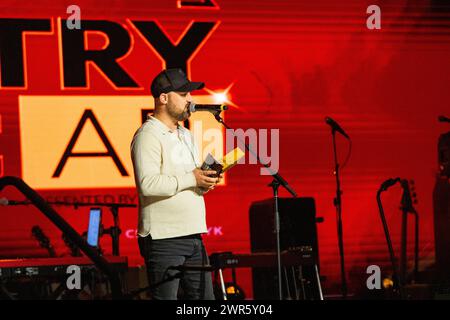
[438,115,450,123]
[189,103,228,113]
[380,177,400,191]
[325,116,350,139]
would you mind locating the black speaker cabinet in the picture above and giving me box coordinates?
[249,197,320,299]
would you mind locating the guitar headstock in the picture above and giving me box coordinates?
[400,179,418,214]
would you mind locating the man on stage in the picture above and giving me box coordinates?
[131,68,222,300]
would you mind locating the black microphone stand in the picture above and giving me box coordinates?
[212,111,297,300]
[330,127,348,299]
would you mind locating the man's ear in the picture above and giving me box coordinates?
[159,93,168,105]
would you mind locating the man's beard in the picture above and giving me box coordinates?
[168,103,190,122]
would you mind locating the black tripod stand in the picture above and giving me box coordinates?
[212,111,297,300]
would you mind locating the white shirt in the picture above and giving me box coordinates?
[131,115,206,239]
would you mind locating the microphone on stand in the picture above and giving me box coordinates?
[438,115,450,123]
[325,117,350,139]
[189,103,228,113]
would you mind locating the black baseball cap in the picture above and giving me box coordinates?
[150,68,205,97]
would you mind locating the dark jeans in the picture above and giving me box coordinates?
[138,234,215,300]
